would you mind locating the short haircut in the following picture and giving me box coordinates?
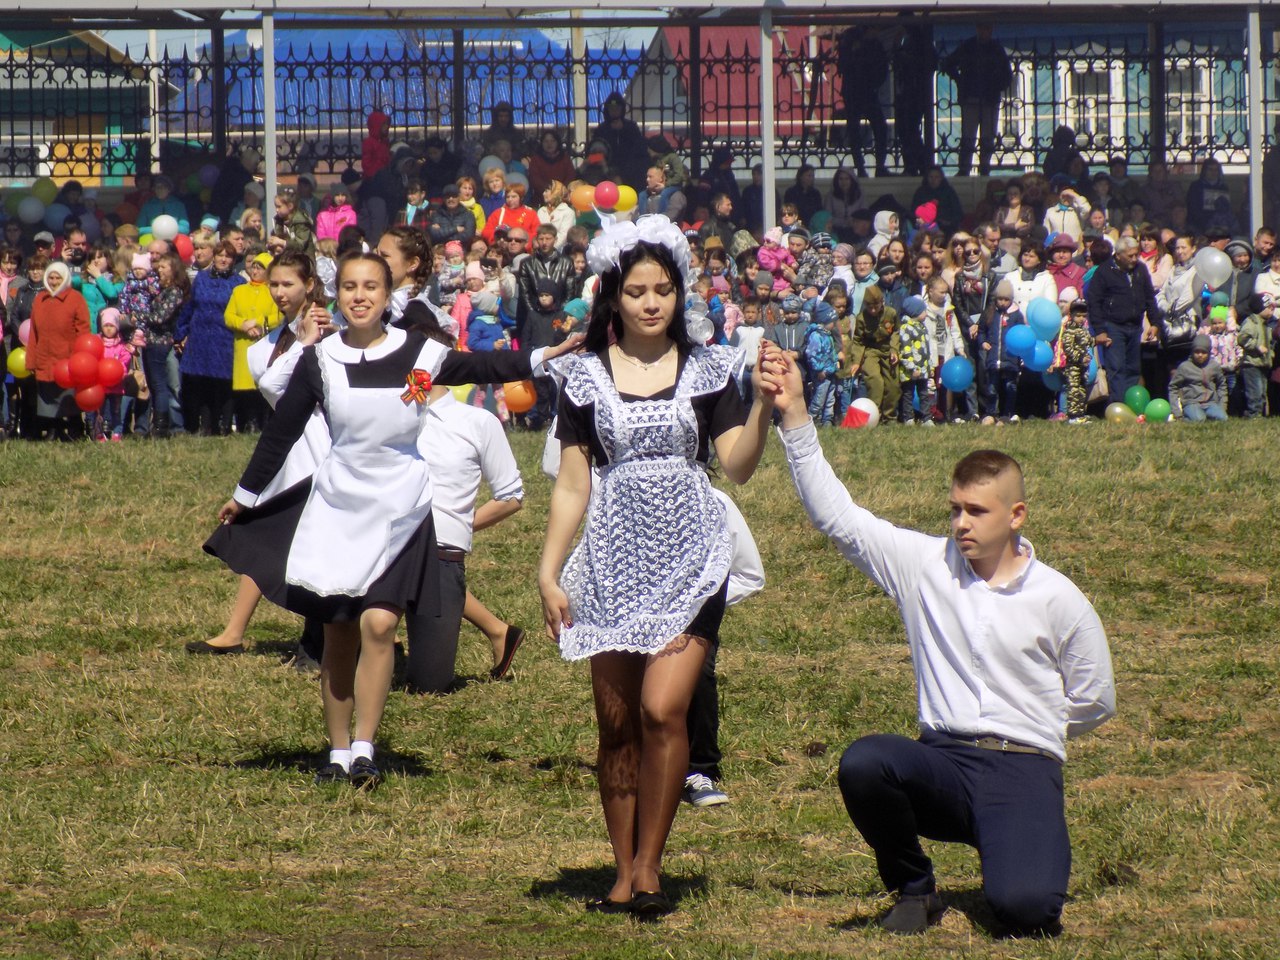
[952,449,1026,501]
[1114,236,1139,254]
[1255,226,1276,240]
[536,223,557,238]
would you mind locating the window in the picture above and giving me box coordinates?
[1166,58,1213,147]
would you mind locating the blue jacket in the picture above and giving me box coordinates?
[466,309,515,352]
[979,306,1027,375]
[178,268,243,378]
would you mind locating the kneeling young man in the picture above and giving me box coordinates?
[765,353,1115,937]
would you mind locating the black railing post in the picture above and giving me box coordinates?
[689,22,703,180]
[1149,21,1167,165]
[452,29,466,149]
[212,27,227,160]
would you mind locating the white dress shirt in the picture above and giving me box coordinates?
[780,420,1115,762]
[418,392,523,553]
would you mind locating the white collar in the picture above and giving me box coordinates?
[954,537,1036,593]
[425,390,457,417]
[321,322,404,363]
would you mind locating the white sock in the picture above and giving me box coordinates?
[329,748,352,772]
[351,740,375,762]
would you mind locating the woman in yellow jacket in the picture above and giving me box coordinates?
[224,252,281,432]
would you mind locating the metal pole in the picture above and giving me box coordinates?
[1249,6,1264,234]
[263,13,277,211]
[571,11,588,153]
[211,27,227,160]
[148,29,161,175]
[1148,21,1166,167]
[452,29,466,149]
[761,7,776,233]
[689,23,703,180]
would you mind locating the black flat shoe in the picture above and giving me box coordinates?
[489,626,525,680]
[185,639,245,655]
[585,896,632,914]
[629,891,672,918]
[348,756,381,790]
[314,762,348,784]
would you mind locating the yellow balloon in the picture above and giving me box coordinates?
[6,346,32,379]
[615,184,638,213]
[449,383,475,404]
[32,177,57,205]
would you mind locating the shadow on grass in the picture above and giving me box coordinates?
[527,866,708,907]
[833,886,1000,936]
[232,747,434,779]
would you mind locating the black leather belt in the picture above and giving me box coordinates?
[438,547,467,563]
[947,733,1060,762]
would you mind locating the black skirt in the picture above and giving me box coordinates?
[203,479,442,623]
[684,579,729,647]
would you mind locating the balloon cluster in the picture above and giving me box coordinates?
[50,333,127,412]
[570,181,638,215]
[1105,385,1171,424]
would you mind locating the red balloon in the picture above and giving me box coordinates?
[53,359,74,389]
[594,180,620,209]
[173,234,194,265]
[69,351,100,388]
[74,384,105,412]
[98,357,126,388]
[74,333,104,359]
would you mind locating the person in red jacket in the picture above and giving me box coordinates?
[482,185,540,253]
[25,261,90,439]
[362,110,392,181]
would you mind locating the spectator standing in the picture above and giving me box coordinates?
[178,240,242,435]
[1185,158,1231,235]
[527,131,576,199]
[419,137,461,199]
[315,183,359,243]
[836,26,891,179]
[893,21,937,178]
[699,194,739,252]
[1237,292,1273,417]
[25,262,90,440]
[911,167,964,237]
[482,102,526,155]
[1006,241,1057,317]
[1086,237,1161,406]
[994,179,1035,243]
[641,166,687,224]
[536,181,576,249]
[362,110,392,181]
[223,252,281,434]
[940,24,1012,176]
[589,93,649,191]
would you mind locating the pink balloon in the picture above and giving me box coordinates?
[18,319,31,346]
[594,180,620,209]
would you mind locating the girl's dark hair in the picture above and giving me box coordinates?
[157,252,191,299]
[1018,240,1044,265]
[269,250,325,306]
[400,301,456,349]
[0,245,22,268]
[88,242,113,268]
[337,250,393,293]
[336,224,366,258]
[583,241,693,355]
[381,225,433,296]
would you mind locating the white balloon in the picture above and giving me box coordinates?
[850,397,880,428]
[17,196,44,225]
[1192,246,1233,289]
[686,314,714,345]
[477,155,504,178]
[151,214,180,241]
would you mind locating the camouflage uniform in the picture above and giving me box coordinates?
[848,293,901,420]
[1059,316,1094,417]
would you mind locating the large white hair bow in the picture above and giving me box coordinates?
[585,214,694,287]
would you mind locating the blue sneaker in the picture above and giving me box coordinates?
[682,773,728,807]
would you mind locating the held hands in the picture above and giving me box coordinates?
[297,304,334,345]
[543,332,586,361]
[217,499,244,525]
[758,348,808,428]
[539,578,572,642]
[750,341,784,405]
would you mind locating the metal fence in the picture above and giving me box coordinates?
[0,21,1271,182]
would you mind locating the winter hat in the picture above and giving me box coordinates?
[329,181,350,197]
[464,261,485,282]
[115,223,140,241]
[901,296,928,318]
[1208,290,1230,308]
[244,182,266,201]
[790,226,811,243]
[444,240,464,257]
[131,252,152,271]
[1191,334,1212,354]
[441,183,460,199]
[1048,232,1077,253]
[563,298,590,320]
[99,308,121,331]
[200,215,220,231]
[995,278,1015,299]
[1209,305,1230,322]
[809,232,835,251]
[754,270,775,287]
[1247,292,1273,314]
[1225,239,1254,260]
[535,277,559,298]
[876,262,901,278]
[251,252,274,272]
[764,226,783,245]
[471,290,499,315]
[806,299,836,326]
[1069,299,1089,314]
[781,295,804,313]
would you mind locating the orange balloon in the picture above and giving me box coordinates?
[502,380,536,414]
[570,184,596,213]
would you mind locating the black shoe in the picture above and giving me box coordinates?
[314,762,348,784]
[630,890,672,918]
[490,626,525,681]
[585,896,632,914]
[184,639,245,655]
[349,756,381,789]
[879,891,946,934]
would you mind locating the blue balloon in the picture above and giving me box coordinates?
[1005,324,1037,359]
[1087,356,1099,384]
[939,356,974,393]
[1026,297,1063,341]
[1025,340,1055,372]
[1041,370,1064,391]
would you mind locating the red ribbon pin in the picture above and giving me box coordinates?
[401,368,433,405]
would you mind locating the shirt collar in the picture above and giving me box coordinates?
[952,537,1037,592]
[322,322,404,363]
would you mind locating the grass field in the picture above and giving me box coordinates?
[2,421,1279,959]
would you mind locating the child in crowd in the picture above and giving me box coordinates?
[1059,299,1095,423]
[704,248,732,297]
[803,297,841,425]
[118,252,160,332]
[732,300,766,405]
[273,187,316,256]
[98,309,134,441]
[897,295,935,425]
[315,183,359,242]
[1170,334,1227,421]
[315,237,339,300]
[1237,292,1273,418]
[796,232,835,295]
[848,284,899,423]
[824,280,855,421]
[979,278,1026,423]
[923,275,969,421]
[395,180,433,230]
[451,261,486,344]
[555,298,589,345]
[693,275,727,343]
[757,228,797,294]
[766,294,808,366]
[1198,304,1241,406]
[434,240,466,308]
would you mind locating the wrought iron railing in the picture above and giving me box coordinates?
[0,22,1269,182]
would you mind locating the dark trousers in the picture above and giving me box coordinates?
[142,343,176,430]
[1102,322,1144,406]
[686,640,721,780]
[404,558,466,694]
[232,389,267,434]
[838,729,1070,935]
[896,100,931,176]
[181,373,233,435]
[845,97,888,173]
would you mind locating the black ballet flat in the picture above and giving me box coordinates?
[585,896,632,914]
[489,626,526,681]
[184,639,245,655]
[629,891,673,918]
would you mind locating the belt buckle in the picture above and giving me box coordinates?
[998,738,1012,752]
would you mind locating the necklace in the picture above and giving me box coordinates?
[614,343,674,371]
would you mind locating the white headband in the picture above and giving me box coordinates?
[585,214,694,287]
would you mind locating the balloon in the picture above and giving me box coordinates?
[1105,402,1138,424]
[841,396,880,429]
[1124,384,1151,415]
[570,184,596,213]
[199,163,221,188]
[502,380,536,414]
[172,234,194,265]
[1025,340,1055,372]
[1026,297,1063,341]
[43,203,72,231]
[1192,246,1233,290]
[17,196,45,225]
[151,214,180,241]
[97,357,126,388]
[198,188,212,204]
[73,333,104,359]
[69,351,100,388]
[184,173,202,193]
[506,171,529,190]
[1087,356,1099,384]
[74,384,105,412]
[1144,397,1172,422]
[138,234,154,248]
[1005,324,1037,360]
[17,319,31,346]
[6,346,31,379]
[449,383,475,404]
[615,184,638,212]
[115,202,139,224]
[939,356,974,392]
[53,359,74,388]
[3,191,20,216]
[477,155,504,178]
[1041,370,1064,391]
[31,177,57,204]
[80,215,101,242]
[594,181,620,209]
